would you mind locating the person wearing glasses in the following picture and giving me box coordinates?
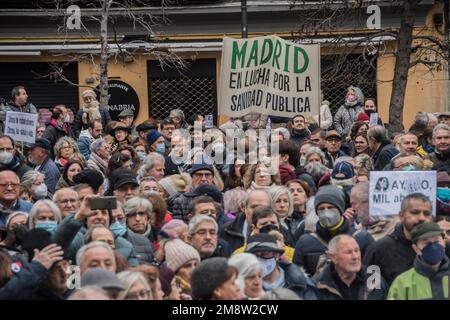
[0,134,32,179]
[187,215,231,261]
[0,170,32,226]
[117,271,153,300]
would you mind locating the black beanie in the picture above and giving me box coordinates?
[190,257,229,300]
[73,169,104,193]
[21,229,54,261]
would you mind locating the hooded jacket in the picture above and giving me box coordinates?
[293,218,374,276]
[333,86,364,137]
[388,255,450,300]
[313,263,388,300]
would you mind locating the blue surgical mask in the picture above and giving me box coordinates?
[402,164,416,171]
[437,188,450,202]
[256,257,277,278]
[156,143,165,155]
[35,220,57,233]
[421,242,445,265]
[110,221,127,237]
[137,151,146,162]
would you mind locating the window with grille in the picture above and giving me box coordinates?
[321,54,377,115]
[147,59,217,122]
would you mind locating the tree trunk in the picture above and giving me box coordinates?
[388,0,419,133]
[99,0,111,108]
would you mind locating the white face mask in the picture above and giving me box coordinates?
[34,184,48,199]
[318,209,341,228]
[256,257,277,278]
[65,114,71,123]
[300,155,306,166]
[0,151,13,164]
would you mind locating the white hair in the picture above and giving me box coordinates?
[21,171,45,190]
[188,214,218,235]
[123,197,153,218]
[328,234,357,254]
[268,185,294,218]
[137,152,165,180]
[76,241,116,269]
[28,199,62,229]
[117,271,152,300]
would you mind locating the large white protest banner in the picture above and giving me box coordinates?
[369,171,437,217]
[4,111,38,144]
[218,35,320,118]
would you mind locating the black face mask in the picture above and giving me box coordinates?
[259,224,280,234]
[365,109,376,115]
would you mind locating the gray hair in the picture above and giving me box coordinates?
[76,241,116,269]
[54,136,80,158]
[68,286,110,300]
[400,193,432,213]
[52,187,78,202]
[137,152,165,180]
[304,162,328,182]
[433,123,450,137]
[170,109,185,121]
[367,125,386,143]
[305,146,326,164]
[123,197,153,217]
[117,271,152,300]
[335,156,354,165]
[268,186,294,218]
[354,154,374,171]
[328,234,357,254]
[28,199,62,229]
[188,214,218,235]
[90,138,104,153]
[414,112,429,127]
[84,223,113,244]
[21,171,45,190]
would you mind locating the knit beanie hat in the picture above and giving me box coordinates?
[314,185,346,214]
[191,257,230,300]
[146,130,162,146]
[164,238,200,273]
[160,219,188,239]
[357,112,370,122]
[73,169,104,193]
[158,173,191,196]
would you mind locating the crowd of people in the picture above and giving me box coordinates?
[0,85,449,300]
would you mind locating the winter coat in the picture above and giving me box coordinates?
[333,103,364,137]
[0,154,32,179]
[362,216,399,241]
[123,229,155,264]
[362,223,416,286]
[52,214,139,266]
[72,107,111,139]
[0,199,33,227]
[77,130,95,160]
[372,140,399,171]
[0,102,37,135]
[278,261,317,300]
[313,263,388,300]
[31,284,72,300]
[203,238,233,260]
[43,119,73,158]
[290,129,311,147]
[219,213,247,252]
[35,156,60,195]
[293,219,374,276]
[388,255,450,300]
[169,191,197,222]
[427,150,450,170]
[0,261,48,300]
[324,149,347,169]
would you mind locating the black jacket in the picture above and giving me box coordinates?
[428,150,450,170]
[362,223,416,286]
[43,120,73,158]
[72,107,112,139]
[293,218,374,276]
[219,213,247,252]
[123,229,155,265]
[0,154,32,179]
[373,140,399,171]
[313,263,388,300]
[289,129,310,147]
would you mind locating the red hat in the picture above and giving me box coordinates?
[357,112,370,122]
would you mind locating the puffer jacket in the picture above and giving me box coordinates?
[333,103,363,138]
[278,261,317,300]
[123,229,155,264]
[168,191,196,222]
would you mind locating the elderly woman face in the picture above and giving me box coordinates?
[67,163,82,183]
[83,94,96,105]
[244,270,263,299]
[36,204,56,222]
[274,192,290,219]
[60,142,74,159]
[31,174,45,193]
[125,280,152,300]
[254,164,272,186]
[126,207,150,234]
[307,153,322,165]
[8,214,27,231]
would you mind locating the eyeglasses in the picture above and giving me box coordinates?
[125,289,151,300]
[0,182,19,188]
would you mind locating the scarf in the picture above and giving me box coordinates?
[50,118,69,135]
[250,181,275,191]
[89,152,107,173]
[81,100,100,113]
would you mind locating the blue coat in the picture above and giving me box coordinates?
[279,261,317,300]
[36,157,60,194]
[0,199,33,227]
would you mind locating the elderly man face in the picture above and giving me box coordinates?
[169,111,181,127]
[86,209,110,229]
[145,159,165,181]
[189,220,218,259]
[55,188,79,218]
[91,227,116,249]
[433,129,450,154]
[80,246,116,274]
[126,207,150,234]
[399,134,418,155]
[0,171,20,205]
[114,184,139,203]
[244,190,272,225]
[330,237,362,275]
[191,170,214,188]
